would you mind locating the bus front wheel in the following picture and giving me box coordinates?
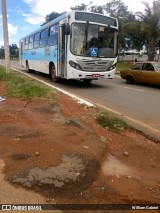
[50,66,59,83]
[83,79,92,84]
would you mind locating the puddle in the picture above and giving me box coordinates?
[102,155,137,177]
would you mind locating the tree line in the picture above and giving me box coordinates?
[44,0,160,61]
[0,44,19,59]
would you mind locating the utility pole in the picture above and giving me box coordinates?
[1,0,11,73]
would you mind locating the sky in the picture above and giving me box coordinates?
[0,0,153,47]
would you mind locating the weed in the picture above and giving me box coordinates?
[96,111,129,133]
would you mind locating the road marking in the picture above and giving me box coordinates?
[107,83,144,92]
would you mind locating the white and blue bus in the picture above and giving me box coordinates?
[19,10,118,83]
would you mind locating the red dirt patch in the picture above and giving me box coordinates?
[0,84,160,213]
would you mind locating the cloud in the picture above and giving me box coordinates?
[23,0,64,24]
[0,41,4,46]
[0,15,2,25]
[22,0,70,24]
[8,23,18,37]
[22,0,108,25]
[22,13,43,24]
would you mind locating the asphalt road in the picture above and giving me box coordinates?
[1,60,160,141]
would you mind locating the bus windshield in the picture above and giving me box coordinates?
[71,23,117,58]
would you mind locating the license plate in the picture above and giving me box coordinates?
[92,74,100,78]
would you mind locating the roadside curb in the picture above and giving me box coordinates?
[11,67,95,108]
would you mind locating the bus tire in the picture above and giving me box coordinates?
[26,62,31,73]
[83,79,92,84]
[50,65,59,83]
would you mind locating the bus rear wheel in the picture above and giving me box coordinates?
[50,66,59,83]
[26,62,31,73]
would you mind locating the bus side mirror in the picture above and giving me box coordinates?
[65,23,70,35]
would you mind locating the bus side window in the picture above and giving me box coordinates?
[40,28,48,47]
[25,37,29,50]
[48,25,58,46]
[29,35,33,49]
[34,32,40,48]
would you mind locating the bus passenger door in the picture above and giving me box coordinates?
[58,23,66,77]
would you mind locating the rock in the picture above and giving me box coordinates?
[83,146,89,149]
[35,152,40,156]
[115,174,120,178]
[124,151,129,156]
[100,136,106,142]
[14,138,20,141]
[108,138,112,142]
[127,176,132,179]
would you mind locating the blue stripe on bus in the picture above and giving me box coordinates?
[21,46,58,62]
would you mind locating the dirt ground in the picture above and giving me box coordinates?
[0,82,160,213]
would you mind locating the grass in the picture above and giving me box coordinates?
[116,62,132,74]
[0,65,56,100]
[96,111,129,133]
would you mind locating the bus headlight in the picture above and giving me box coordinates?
[107,63,116,71]
[69,60,83,71]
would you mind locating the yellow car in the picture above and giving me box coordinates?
[120,61,160,85]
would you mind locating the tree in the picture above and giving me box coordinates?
[0,46,5,59]
[135,0,160,60]
[123,19,146,51]
[70,2,104,14]
[104,0,132,20]
[42,11,64,25]
[88,5,103,14]
[9,44,19,59]
[70,3,88,11]
[103,0,135,50]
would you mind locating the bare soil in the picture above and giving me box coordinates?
[0,83,160,213]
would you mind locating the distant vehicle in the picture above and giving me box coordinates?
[120,61,160,85]
[19,10,118,83]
